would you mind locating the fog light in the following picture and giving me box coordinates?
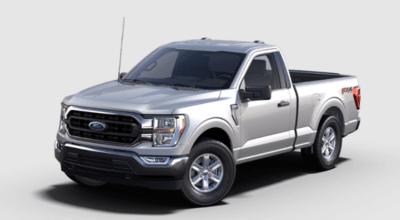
[54,140,64,150]
[140,156,170,165]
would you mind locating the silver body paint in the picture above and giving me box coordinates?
[58,39,360,165]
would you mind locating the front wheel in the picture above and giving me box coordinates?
[180,139,236,206]
[301,116,342,170]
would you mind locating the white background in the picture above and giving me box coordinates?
[1,0,399,219]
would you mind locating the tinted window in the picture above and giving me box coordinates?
[138,51,179,79]
[125,48,246,89]
[244,54,281,90]
[273,52,289,88]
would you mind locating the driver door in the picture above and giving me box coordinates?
[238,53,292,162]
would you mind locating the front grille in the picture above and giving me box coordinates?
[64,153,134,173]
[66,110,140,144]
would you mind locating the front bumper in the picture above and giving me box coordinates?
[54,141,188,190]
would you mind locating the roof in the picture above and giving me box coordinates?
[163,39,277,54]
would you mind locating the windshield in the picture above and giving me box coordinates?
[124,48,246,89]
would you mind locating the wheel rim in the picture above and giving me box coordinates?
[189,153,224,193]
[321,127,336,160]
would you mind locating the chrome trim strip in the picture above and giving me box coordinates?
[65,105,153,129]
[241,131,289,150]
[65,131,145,147]
[295,142,312,148]
[345,119,358,125]
[141,134,152,141]
[63,143,188,168]
[237,146,292,162]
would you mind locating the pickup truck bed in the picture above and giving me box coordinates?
[290,70,359,149]
[289,70,344,84]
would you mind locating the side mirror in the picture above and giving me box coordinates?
[119,72,127,79]
[240,84,271,101]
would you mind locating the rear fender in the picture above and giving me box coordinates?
[314,98,346,134]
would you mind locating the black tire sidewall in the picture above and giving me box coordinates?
[181,139,236,206]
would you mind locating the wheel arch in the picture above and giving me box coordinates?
[315,99,346,135]
[185,118,238,154]
[194,128,232,151]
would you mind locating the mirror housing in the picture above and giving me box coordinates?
[119,72,127,79]
[240,84,271,101]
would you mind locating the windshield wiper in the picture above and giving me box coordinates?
[161,83,199,90]
[124,79,153,86]
[166,83,196,88]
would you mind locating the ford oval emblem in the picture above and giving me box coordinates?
[89,121,106,131]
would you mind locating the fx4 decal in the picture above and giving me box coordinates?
[342,87,353,94]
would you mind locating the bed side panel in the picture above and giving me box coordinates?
[294,76,359,148]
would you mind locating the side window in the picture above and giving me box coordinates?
[273,52,289,88]
[244,54,281,90]
[138,51,179,79]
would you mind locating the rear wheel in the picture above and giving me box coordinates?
[301,116,342,170]
[66,174,107,187]
[180,139,236,206]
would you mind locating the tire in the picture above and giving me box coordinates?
[66,174,107,187]
[301,116,342,171]
[180,138,236,206]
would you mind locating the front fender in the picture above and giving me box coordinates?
[176,118,239,159]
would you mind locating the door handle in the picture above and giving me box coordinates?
[278,101,290,107]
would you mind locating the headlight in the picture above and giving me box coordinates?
[59,104,68,134]
[152,115,185,147]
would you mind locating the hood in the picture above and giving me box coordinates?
[63,80,221,114]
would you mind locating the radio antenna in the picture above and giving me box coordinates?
[118,17,125,78]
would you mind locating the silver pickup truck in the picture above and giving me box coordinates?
[55,39,361,206]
